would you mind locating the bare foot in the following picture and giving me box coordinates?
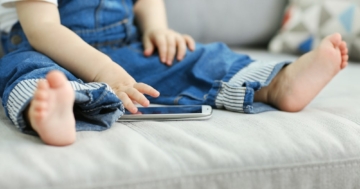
[26,71,76,146]
[255,33,349,112]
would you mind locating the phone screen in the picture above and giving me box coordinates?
[125,106,202,115]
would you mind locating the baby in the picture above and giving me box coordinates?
[0,0,349,146]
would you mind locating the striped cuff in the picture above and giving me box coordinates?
[215,84,247,113]
[6,79,119,131]
[6,79,39,128]
[215,60,291,113]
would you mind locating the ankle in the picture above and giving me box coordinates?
[254,86,269,104]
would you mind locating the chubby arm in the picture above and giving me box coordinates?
[15,1,114,82]
[134,0,195,65]
[134,0,168,34]
[16,1,159,113]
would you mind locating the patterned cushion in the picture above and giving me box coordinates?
[269,0,360,60]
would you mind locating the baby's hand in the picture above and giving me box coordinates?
[112,81,160,114]
[94,64,160,113]
[143,28,196,66]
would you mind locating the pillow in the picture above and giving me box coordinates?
[269,0,360,60]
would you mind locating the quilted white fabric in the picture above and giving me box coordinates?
[1,49,360,189]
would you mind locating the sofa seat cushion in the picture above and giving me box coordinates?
[0,50,360,189]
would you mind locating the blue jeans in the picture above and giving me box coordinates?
[0,0,289,135]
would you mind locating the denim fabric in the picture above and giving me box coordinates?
[103,42,253,106]
[0,47,124,135]
[0,0,286,134]
[0,36,3,57]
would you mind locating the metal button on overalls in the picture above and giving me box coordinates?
[11,35,22,45]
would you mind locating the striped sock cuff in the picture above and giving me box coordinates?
[215,60,290,113]
[6,79,116,130]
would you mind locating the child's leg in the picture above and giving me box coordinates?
[1,50,124,146]
[106,42,255,107]
[254,33,348,112]
[104,33,347,114]
[25,71,76,146]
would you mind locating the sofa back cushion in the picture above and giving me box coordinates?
[165,0,288,46]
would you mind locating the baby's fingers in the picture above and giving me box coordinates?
[154,36,167,63]
[125,87,150,108]
[117,92,138,113]
[143,36,154,56]
[184,34,196,51]
[176,35,187,61]
[166,35,176,65]
[134,83,160,98]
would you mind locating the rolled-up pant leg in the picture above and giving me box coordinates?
[105,42,290,114]
[0,49,124,135]
[214,60,291,113]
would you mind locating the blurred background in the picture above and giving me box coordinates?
[165,0,288,47]
[164,0,360,61]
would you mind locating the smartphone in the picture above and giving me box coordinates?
[118,105,213,121]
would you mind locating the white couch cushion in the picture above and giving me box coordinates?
[1,50,360,189]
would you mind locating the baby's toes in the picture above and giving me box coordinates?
[30,110,44,122]
[326,33,342,47]
[29,100,48,123]
[32,100,48,112]
[33,80,50,100]
[339,42,348,55]
[342,48,348,56]
[341,55,349,69]
[33,89,49,102]
[32,84,50,113]
[37,79,50,90]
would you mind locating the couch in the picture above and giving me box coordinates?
[1,0,360,188]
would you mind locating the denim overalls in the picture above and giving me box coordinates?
[0,0,289,135]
